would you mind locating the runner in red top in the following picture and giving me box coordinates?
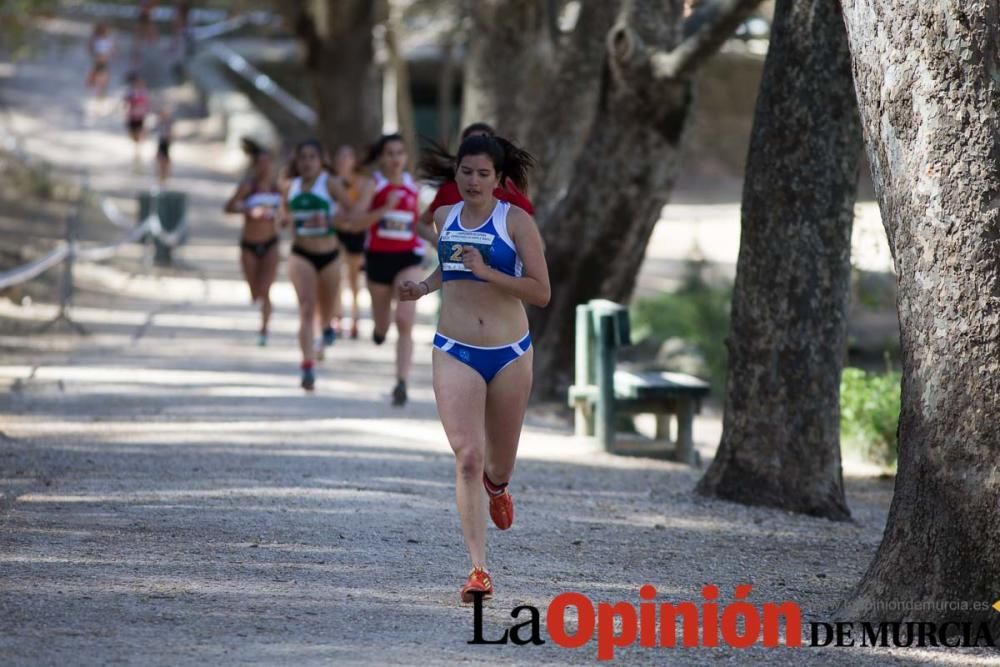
[123,72,150,169]
[345,133,425,407]
[417,122,535,242]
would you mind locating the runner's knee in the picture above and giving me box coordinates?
[299,301,316,321]
[395,314,413,337]
[454,445,484,480]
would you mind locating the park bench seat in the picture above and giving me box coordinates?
[568,300,710,464]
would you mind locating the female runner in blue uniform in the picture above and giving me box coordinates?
[400,135,549,602]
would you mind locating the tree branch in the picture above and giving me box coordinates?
[652,0,764,80]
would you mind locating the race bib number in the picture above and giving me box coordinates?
[294,211,331,236]
[376,210,415,240]
[440,230,494,272]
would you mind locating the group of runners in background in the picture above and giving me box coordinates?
[86,3,185,182]
[225,126,551,601]
[223,126,536,398]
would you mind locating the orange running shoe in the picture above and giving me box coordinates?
[460,567,494,604]
[488,488,515,530]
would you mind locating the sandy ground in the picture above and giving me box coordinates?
[0,18,991,667]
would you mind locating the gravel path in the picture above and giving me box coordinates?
[0,18,993,667]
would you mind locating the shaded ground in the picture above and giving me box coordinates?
[0,17,987,667]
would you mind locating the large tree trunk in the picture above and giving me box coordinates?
[695,0,862,519]
[460,0,555,135]
[502,0,763,398]
[384,0,417,160]
[838,0,1000,628]
[279,1,383,151]
[436,29,457,145]
[458,0,763,397]
[527,9,693,396]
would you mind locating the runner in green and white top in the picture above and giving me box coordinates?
[280,139,352,391]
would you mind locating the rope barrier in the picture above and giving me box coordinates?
[0,246,71,291]
[63,3,230,25]
[0,194,170,290]
[0,9,271,293]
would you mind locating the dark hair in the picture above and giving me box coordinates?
[455,135,534,192]
[364,133,406,167]
[417,139,458,185]
[126,70,140,85]
[286,138,332,179]
[460,122,495,140]
[241,137,269,161]
[419,122,499,184]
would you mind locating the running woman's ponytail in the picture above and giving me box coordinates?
[492,136,534,193]
[418,139,458,185]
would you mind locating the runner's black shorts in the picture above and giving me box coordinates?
[338,231,366,256]
[364,250,422,285]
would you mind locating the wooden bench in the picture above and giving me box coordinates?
[567,300,710,464]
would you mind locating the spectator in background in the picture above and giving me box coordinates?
[86,23,115,101]
[132,1,159,66]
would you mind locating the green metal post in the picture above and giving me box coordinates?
[574,304,593,436]
[594,312,616,452]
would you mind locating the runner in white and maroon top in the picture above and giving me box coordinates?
[123,72,150,168]
[350,134,424,406]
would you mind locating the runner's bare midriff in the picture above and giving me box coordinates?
[242,216,277,244]
[292,228,340,254]
[438,280,528,346]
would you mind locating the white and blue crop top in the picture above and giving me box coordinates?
[438,201,522,282]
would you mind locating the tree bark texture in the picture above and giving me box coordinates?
[278,1,384,152]
[838,0,1000,627]
[527,2,692,397]
[459,0,763,398]
[695,0,862,520]
[385,0,418,161]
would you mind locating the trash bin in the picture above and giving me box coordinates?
[138,190,188,265]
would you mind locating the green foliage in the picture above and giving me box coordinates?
[852,266,896,310]
[840,367,900,468]
[0,0,59,59]
[0,151,55,201]
[631,261,732,391]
